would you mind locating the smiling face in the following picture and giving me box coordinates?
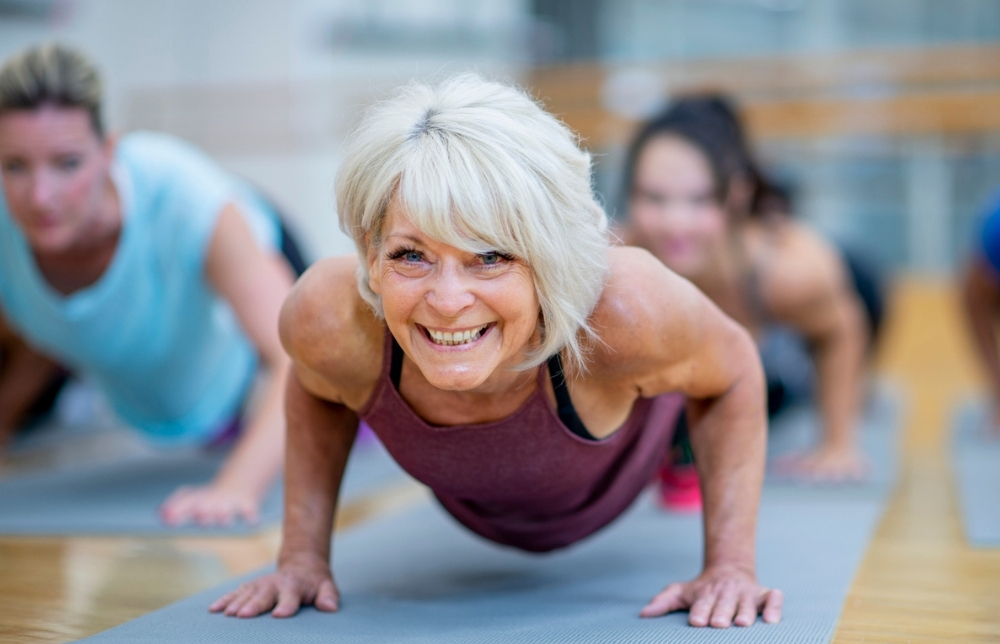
[0,105,114,253]
[367,200,541,393]
[628,134,728,279]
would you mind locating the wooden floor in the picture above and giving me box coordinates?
[1,278,998,643]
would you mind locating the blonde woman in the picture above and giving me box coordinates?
[211,75,783,629]
[0,44,302,526]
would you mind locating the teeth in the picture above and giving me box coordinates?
[427,325,487,346]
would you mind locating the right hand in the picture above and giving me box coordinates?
[209,554,339,618]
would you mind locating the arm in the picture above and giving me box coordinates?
[766,234,869,479]
[962,258,1000,421]
[210,369,358,618]
[160,203,296,526]
[0,312,64,448]
[602,249,781,627]
[210,257,378,617]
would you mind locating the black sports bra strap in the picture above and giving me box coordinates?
[547,352,597,441]
[390,336,404,390]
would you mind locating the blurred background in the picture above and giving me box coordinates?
[2,0,999,274]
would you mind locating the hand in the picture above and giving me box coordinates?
[209,554,339,618]
[640,564,782,628]
[160,483,261,527]
[773,443,870,482]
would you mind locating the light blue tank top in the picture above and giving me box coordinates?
[0,132,280,445]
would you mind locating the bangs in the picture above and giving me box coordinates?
[393,129,535,263]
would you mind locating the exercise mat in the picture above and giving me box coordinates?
[951,401,1000,547]
[0,438,406,536]
[77,391,901,643]
[766,381,902,489]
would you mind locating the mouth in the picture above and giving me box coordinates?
[420,323,492,347]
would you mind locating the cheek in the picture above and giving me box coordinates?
[692,207,728,241]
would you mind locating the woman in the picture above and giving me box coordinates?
[963,192,1000,432]
[210,75,782,629]
[0,44,300,526]
[622,95,881,483]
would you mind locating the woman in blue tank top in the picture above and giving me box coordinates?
[0,44,297,527]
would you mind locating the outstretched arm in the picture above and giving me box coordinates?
[767,236,869,481]
[0,311,64,449]
[603,248,781,627]
[161,203,295,526]
[210,369,359,617]
[963,258,1000,426]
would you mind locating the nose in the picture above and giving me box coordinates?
[425,259,476,318]
[29,170,55,210]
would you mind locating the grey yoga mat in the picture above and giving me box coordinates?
[77,388,901,643]
[0,438,406,536]
[951,401,1000,547]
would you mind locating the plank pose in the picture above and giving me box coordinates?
[963,194,1000,431]
[623,95,883,482]
[0,44,300,526]
[212,75,782,628]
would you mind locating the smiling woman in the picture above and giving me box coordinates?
[211,74,782,629]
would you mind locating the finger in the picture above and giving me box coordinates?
[733,592,758,627]
[687,592,717,628]
[237,500,260,526]
[209,588,241,612]
[271,584,304,618]
[639,583,686,618]
[760,588,784,624]
[314,578,339,612]
[709,589,740,628]
[223,585,259,617]
[237,583,279,618]
[161,494,198,526]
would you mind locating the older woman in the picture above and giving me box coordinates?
[623,95,881,484]
[0,44,299,526]
[211,75,781,629]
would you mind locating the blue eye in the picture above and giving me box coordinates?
[481,252,500,265]
[404,251,421,262]
[56,156,81,172]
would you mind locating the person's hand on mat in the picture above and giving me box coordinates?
[159,483,261,527]
[209,554,339,618]
[773,443,870,482]
[640,564,783,628]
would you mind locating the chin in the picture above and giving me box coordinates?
[420,365,494,392]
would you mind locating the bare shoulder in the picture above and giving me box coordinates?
[756,221,850,320]
[279,256,384,404]
[586,247,703,373]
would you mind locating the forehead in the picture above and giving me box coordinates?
[634,135,714,189]
[0,105,97,153]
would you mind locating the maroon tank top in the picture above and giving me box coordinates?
[358,330,684,553]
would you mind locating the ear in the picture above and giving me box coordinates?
[725,174,753,219]
[365,233,382,295]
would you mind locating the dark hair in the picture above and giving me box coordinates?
[622,93,777,219]
[0,43,104,137]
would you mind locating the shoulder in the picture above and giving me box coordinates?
[585,246,705,372]
[755,222,855,329]
[279,255,384,403]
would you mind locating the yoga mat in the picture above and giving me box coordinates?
[766,381,902,489]
[951,401,1000,547]
[78,388,901,643]
[0,438,406,536]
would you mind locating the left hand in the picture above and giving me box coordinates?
[640,564,783,628]
[160,483,261,527]
[774,443,869,482]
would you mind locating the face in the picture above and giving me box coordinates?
[367,201,541,393]
[0,105,114,253]
[628,135,728,278]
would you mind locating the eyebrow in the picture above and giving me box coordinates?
[383,233,425,245]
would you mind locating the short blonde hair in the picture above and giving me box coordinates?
[337,73,610,373]
[0,43,103,136]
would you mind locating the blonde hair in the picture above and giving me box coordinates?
[0,43,103,136]
[337,73,610,373]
